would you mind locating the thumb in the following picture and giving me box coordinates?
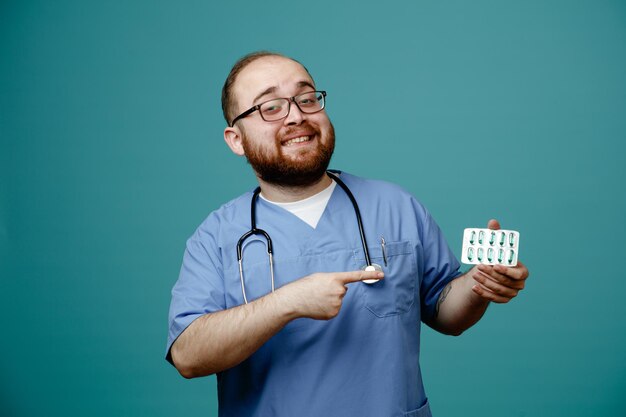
[487,218,501,230]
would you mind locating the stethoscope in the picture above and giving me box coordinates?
[236,170,382,304]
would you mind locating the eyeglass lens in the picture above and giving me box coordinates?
[259,91,325,121]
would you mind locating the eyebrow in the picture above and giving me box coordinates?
[252,81,316,104]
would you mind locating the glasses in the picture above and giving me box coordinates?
[230,91,327,127]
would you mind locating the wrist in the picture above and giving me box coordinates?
[463,269,490,306]
[270,286,301,322]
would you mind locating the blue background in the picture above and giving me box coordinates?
[1,1,625,416]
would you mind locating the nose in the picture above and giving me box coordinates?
[283,100,305,125]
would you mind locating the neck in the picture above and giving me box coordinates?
[258,173,333,203]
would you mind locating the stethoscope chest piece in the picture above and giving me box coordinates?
[362,263,383,284]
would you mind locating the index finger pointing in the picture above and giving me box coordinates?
[336,270,385,284]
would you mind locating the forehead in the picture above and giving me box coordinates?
[233,56,315,107]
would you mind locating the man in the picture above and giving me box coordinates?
[166,51,529,417]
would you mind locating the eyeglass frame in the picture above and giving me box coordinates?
[229,90,327,127]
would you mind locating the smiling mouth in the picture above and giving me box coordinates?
[283,135,312,146]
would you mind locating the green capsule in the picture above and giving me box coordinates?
[509,233,516,247]
[508,250,515,265]
[489,231,496,246]
[487,248,494,263]
[498,249,504,263]
[477,247,484,262]
[469,230,476,245]
[478,231,485,245]
[499,232,506,246]
[467,247,474,261]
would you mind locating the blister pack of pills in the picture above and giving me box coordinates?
[461,228,520,266]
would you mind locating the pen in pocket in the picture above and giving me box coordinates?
[381,236,388,267]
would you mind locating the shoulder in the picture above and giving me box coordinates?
[337,171,423,205]
[190,190,254,241]
[336,171,432,227]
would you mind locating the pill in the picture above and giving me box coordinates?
[508,250,515,265]
[477,247,484,262]
[467,247,474,261]
[487,248,494,263]
[489,231,496,246]
[499,232,506,246]
[509,233,516,247]
[478,231,485,245]
[469,230,476,245]
[498,249,504,263]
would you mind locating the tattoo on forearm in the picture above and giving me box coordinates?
[435,282,452,317]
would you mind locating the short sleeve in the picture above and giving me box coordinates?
[165,215,226,365]
[414,200,463,323]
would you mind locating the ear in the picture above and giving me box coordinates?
[224,126,245,156]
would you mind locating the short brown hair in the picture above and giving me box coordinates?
[221,51,310,126]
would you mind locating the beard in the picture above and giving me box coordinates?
[241,121,335,187]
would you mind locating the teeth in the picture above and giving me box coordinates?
[284,136,310,146]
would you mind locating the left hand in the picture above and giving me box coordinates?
[470,219,530,303]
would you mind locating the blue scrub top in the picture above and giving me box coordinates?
[166,172,462,417]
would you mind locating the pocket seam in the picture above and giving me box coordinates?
[354,241,417,318]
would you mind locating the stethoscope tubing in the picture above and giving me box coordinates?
[236,170,373,304]
[326,170,372,266]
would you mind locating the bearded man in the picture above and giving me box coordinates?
[165,51,529,417]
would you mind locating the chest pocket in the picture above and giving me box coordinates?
[353,240,417,317]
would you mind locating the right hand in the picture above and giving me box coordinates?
[276,270,384,320]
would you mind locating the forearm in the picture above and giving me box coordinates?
[171,290,296,378]
[429,270,490,336]
[169,269,384,378]
[431,258,530,335]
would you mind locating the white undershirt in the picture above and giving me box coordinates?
[260,180,337,228]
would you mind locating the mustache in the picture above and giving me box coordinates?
[278,122,320,139]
